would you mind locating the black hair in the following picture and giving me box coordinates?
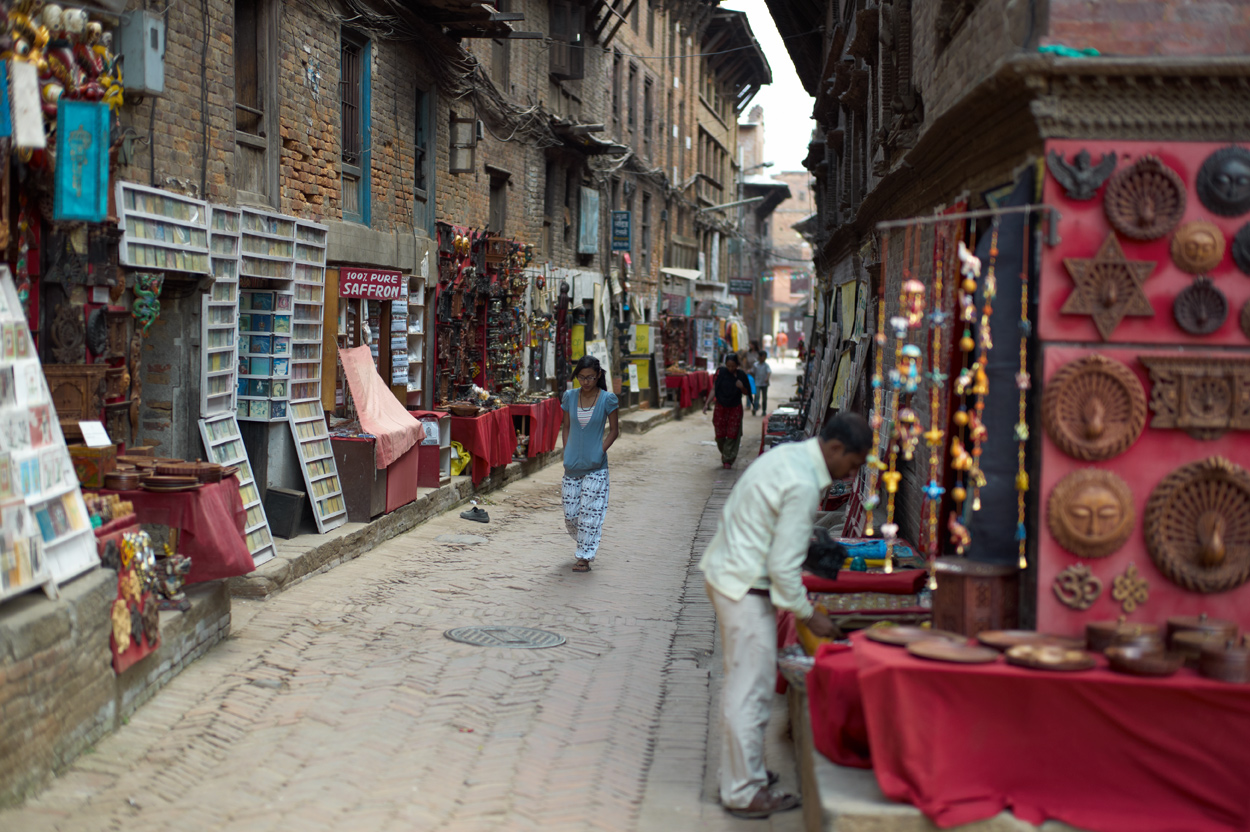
[725,352,740,365]
[758,349,768,359]
[819,412,872,454]
[573,355,608,390]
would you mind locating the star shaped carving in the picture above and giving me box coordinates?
[1062,233,1156,340]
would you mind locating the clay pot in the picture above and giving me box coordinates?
[1199,639,1250,684]
[1086,620,1162,654]
[1166,613,1237,647]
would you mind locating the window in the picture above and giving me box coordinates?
[414,87,431,231]
[643,77,653,155]
[549,1,585,80]
[611,51,623,134]
[627,64,637,132]
[491,0,510,91]
[564,168,577,246]
[234,0,276,205]
[544,160,558,255]
[631,0,640,32]
[340,30,370,224]
[449,110,476,173]
[640,192,652,276]
[646,1,655,46]
[489,172,509,233]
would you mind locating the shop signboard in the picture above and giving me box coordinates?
[611,211,631,252]
[728,278,753,296]
[578,187,600,254]
[54,100,110,223]
[339,267,405,300]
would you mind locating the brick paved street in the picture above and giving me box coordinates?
[2,369,806,831]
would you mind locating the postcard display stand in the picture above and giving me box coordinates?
[288,221,346,532]
[406,269,426,406]
[0,268,96,602]
[194,204,277,565]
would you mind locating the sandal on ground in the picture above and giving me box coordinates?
[460,506,490,523]
[767,770,780,788]
[572,559,592,572]
[726,787,800,819]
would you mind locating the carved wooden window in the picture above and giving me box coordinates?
[936,0,981,51]
[234,0,277,206]
[339,29,370,224]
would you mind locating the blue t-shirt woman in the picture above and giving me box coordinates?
[560,355,620,572]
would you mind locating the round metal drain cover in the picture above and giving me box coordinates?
[444,626,566,649]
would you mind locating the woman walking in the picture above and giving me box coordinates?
[703,353,752,469]
[561,355,620,572]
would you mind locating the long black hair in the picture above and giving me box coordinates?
[573,355,608,390]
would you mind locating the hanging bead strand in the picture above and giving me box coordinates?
[949,224,979,554]
[967,219,1000,517]
[865,232,891,537]
[1016,210,1033,570]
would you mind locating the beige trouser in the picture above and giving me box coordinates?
[707,583,776,809]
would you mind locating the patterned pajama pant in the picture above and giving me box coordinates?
[562,468,610,561]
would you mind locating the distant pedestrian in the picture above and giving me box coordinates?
[775,331,789,355]
[740,342,758,412]
[797,334,806,360]
[703,352,752,468]
[560,355,620,573]
[752,350,772,416]
[700,412,871,819]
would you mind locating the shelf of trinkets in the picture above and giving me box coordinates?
[197,413,275,564]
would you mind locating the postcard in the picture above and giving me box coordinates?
[0,367,14,407]
[273,315,291,334]
[252,292,275,311]
[18,453,41,497]
[28,405,51,448]
[2,324,13,360]
[272,337,289,355]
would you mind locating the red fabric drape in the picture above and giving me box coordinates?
[338,345,422,468]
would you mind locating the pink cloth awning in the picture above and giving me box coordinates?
[338,345,422,468]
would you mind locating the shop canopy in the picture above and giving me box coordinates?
[660,267,702,281]
[339,345,422,468]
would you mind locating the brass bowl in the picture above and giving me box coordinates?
[1166,613,1237,647]
[1200,639,1250,684]
[1086,620,1161,654]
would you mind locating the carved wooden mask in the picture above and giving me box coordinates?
[1145,456,1250,593]
[1170,221,1226,275]
[1047,469,1136,559]
[1042,354,1146,461]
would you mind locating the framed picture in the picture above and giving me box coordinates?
[276,294,292,311]
[238,356,251,376]
[273,315,291,334]
[272,337,289,355]
[271,400,287,419]
[239,313,251,332]
[251,399,271,420]
[251,379,270,398]
[252,314,272,333]
[272,358,289,376]
[238,335,250,354]
[251,335,272,354]
[271,380,287,398]
[251,292,275,311]
[251,357,271,377]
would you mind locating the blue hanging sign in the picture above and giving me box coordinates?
[0,61,11,138]
[611,210,631,252]
[54,99,110,223]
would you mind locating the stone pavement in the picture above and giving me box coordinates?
[2,368,808,831]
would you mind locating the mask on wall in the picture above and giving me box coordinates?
[1196,146,1250,217]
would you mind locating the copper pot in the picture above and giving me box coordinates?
[1105,644,1184,677]
[1086,620,1162,654]
[1166,613,1237,647]
[1173,630,1229,670]
[1199,639,1250,684]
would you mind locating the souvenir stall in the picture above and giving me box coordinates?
[432,222,554,483]
[790,152,1250,832]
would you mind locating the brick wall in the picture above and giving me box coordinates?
[0,574,230,807]
[1044,0,1250,56]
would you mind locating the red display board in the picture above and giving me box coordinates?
[1037,345,1250,633]
[1040,138,1250,346]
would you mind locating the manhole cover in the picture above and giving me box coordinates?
[444,626,566,649]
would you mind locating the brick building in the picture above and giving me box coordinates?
[766,0,1250,621]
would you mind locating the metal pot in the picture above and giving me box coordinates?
[1086,620,1162,654]
[1199,639,1250,684]
[1166,613,1237,647]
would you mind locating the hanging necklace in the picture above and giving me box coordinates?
[948,224,980,555]
[865,233,891,538]
[1015,210,1033,571]
[921,223,959,590]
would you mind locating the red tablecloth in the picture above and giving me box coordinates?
[803,569,926,595]
[451,408,518,485]
[808,643,870,769]
[664,370,711,408]
[101,477,253,584]
[854,634,1250,832]
[510,397,562,458]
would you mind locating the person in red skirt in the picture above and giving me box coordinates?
[703,353,752,468]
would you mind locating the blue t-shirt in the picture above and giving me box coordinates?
[562,388,619,476]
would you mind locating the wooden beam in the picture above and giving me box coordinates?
[601,0,637,46]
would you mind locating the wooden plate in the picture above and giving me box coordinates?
[907,639,999,664]
[141,483,203,493]
[140,475,200,487]
[220,466,240,477]
[977,630,1086,652]
[865,626,965,647]
[1005,646,1097,672]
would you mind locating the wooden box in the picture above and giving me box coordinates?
[331,436,386,522]
[68,443,117,488]
[932,557,1019,637]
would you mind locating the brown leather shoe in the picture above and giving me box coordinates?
[726,786,801,819]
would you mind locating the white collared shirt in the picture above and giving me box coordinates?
[699,437,831,619]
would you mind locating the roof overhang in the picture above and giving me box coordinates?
[702,10,773,113]
[660,267,702,281]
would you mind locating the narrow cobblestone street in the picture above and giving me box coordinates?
[4,370,804,832]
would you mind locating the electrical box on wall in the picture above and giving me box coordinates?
[118,11,166,96]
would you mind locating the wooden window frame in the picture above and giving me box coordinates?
[234,0,278,207]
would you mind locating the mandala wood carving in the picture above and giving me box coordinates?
[1104,156,1187,240]
[1111,563,1150,614]
[1047,469,1136,559]
[1053,563,1103,611]
[1042,354,1146,461]
[1170,221,1226,275]
[1173,277,1228,336]
[1144,456,1250,594]
[1062,233,1156,340]
[1233,223,1250,276]
[1139,355,1250,439]
[50,303,85,364]
[1196,145,1250,217]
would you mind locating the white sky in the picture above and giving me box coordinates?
[722,0,817,173]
